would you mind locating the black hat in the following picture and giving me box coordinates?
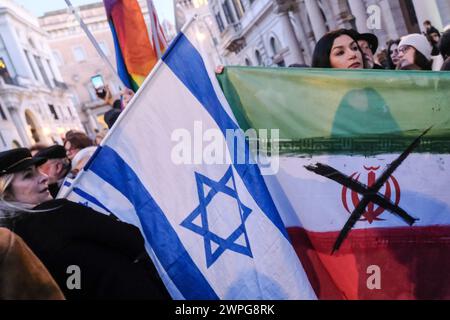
[34,145,67,160]
[0,148,47,176]
[348,30,379,54]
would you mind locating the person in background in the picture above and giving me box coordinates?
[376,49,389,69]
[349,30,384,69]
[423,20,440,39]
[397,34,432,70]
[34,145,71,198]
[63,131,93,161]
[97,85,134,129]
[94,129,108,146]
[312,29,366,69]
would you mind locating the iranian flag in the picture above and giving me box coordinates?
[217,67,450,300]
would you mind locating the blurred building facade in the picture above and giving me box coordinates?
[177,0,450,67]
[0,0,83,151]
[39,0,175,137]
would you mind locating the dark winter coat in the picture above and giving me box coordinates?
[9,199,170,300]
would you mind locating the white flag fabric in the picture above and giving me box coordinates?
[64,21,316,300]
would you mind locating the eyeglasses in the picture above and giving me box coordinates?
[398,46,413,54]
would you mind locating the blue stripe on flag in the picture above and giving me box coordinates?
[163,34,289,240]
[87,146,219,300]
[73,187,113,215]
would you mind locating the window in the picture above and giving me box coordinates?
[255,50,262,66]
[52,50,63,66]
[73,46,86,62]
[67,106,73,118]
[270,37,281,55]
[34,55,52,87]
[48,104,59,120]
[245,58,252,66]
[0,57,13,85]
[46,59,57,81]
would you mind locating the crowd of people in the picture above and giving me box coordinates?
[309,21,450,71]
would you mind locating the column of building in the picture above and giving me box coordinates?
[303,0,327,40]
[291,2,312,62]
[0,21,35,82]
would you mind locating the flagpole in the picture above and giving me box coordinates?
[64,0,126,89]
[146,0,162,59]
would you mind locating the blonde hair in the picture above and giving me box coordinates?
[0,173,35,222]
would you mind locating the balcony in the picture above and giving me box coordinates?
[220,22,246,53]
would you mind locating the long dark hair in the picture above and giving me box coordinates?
[312,29,367,68]
[413,50,432,70]
[386,39,400,70]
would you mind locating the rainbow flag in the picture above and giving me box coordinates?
[103,0,159,92]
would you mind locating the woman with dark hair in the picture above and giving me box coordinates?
[312,29,366,69]
[397,34,432,70]
[0,148,171,300]
[386,39,401,70]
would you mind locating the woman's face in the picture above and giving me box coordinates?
[329,35,364,69]
[397,45,416,67]
[390,43,400,66]
[9,166,52,205]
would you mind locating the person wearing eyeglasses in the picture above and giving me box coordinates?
[397,34,432,70]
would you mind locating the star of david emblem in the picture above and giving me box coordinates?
[181,166,253,268]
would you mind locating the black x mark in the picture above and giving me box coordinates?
[305,127,431,254]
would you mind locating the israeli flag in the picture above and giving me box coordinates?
[65,19,316,300]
